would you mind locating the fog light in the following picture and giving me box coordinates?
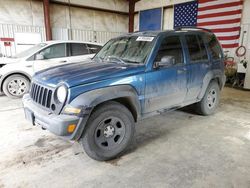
[67,124,76,133]
[64,107,81,114]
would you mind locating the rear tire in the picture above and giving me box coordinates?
[3,74,30,99]
[196,81,220,116]
[81,101,135,161]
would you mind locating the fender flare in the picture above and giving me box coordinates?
[197,70,225,100]
[70,85,141,119]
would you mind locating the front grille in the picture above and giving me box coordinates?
[30,83,53,108]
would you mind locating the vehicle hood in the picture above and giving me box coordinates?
[33,60,145,88]
[0,57,22,65]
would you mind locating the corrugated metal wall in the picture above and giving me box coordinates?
[52,27,123,43]
[0,23,124,56]
[0,24,46,40]
[0,0,128,56]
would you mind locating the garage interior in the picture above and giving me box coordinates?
[0,0,250,187]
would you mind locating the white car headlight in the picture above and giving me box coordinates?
[56,85,67,103]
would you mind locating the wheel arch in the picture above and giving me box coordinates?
[69,85,141,141]
[197,70,225,100]
[70,85,142,122]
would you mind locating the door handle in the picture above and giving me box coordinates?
[177,68,187,74]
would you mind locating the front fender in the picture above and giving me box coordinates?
[67,85,141,140]
[70,85,141,117]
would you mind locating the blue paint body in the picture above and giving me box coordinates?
[32,30,225,119]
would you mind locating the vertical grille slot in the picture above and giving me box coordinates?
[47,90,52,108]
[29,83,53,109]
[42,88,48,106]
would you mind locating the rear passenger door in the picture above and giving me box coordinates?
[184,34,211,102]
[68,43,93,63]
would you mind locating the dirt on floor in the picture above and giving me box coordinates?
[0,87,250,188]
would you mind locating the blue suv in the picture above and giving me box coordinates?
[23,28,226,161]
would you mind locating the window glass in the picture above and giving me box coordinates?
[186,35,208,62]
[95,36,154,64]
[205,34,222,60]
[71,43,88,56]
[155,35,183,65]
[87,44,101,54]
[39,43,66,59]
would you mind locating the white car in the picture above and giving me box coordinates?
[0,40,102,98]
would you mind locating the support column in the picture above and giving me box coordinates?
[129,0,135,33]
[43,0,52,40]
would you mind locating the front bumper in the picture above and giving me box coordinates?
[22,94,89,140]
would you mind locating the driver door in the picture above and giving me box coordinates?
[33,43,68,72]
[144,35,188,113]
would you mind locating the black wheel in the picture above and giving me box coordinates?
[196,81,220,116]
[3,74,30,99]
[81,101,135,161]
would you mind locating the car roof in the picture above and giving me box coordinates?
[122,28,212,38]
[42,40,103,46]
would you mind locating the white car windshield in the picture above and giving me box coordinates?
[13,43,48,58]
[94,36,155,64]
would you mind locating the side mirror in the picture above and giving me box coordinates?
[155,56,175,68]
[35,54,44,60]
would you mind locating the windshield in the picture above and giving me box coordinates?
[94,36,155,64]
[13,43,48,58]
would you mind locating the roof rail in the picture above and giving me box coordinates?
[174,26,212,33]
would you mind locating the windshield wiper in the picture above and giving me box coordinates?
[104,56,127,64]
[122,58,140,64]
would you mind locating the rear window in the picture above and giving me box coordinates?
[205,34,222,60]
[186,34,208,62]
[70,43,88,56]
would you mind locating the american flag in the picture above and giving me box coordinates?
[174,0,243,49]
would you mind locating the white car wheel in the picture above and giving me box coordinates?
[3,75,30,99]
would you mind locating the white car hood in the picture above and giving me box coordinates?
[0,57,22,64]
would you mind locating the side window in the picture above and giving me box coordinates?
[39,43,66,59]
[87,44,101,54]
[70,43,88,56]
[205,34,222,60]
[155,35,183,65]
[186,34,208,62]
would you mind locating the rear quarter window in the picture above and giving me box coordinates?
[205,34,222,60]
[70,43,88,56]
[186,34,208,63]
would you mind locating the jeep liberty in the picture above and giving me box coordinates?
[23,28,226,161]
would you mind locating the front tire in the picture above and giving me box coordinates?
[3,74,30,99]
[196,81,220,115]
[81,101,135,161]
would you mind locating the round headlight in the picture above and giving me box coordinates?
[56,85,67,103]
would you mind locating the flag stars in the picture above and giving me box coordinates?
[174,1,198,28]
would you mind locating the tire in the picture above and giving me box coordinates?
[2,74,30,99]
[196,81,220,116]
[81,101,135,161]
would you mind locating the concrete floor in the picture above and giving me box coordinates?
[0,87,250,188]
